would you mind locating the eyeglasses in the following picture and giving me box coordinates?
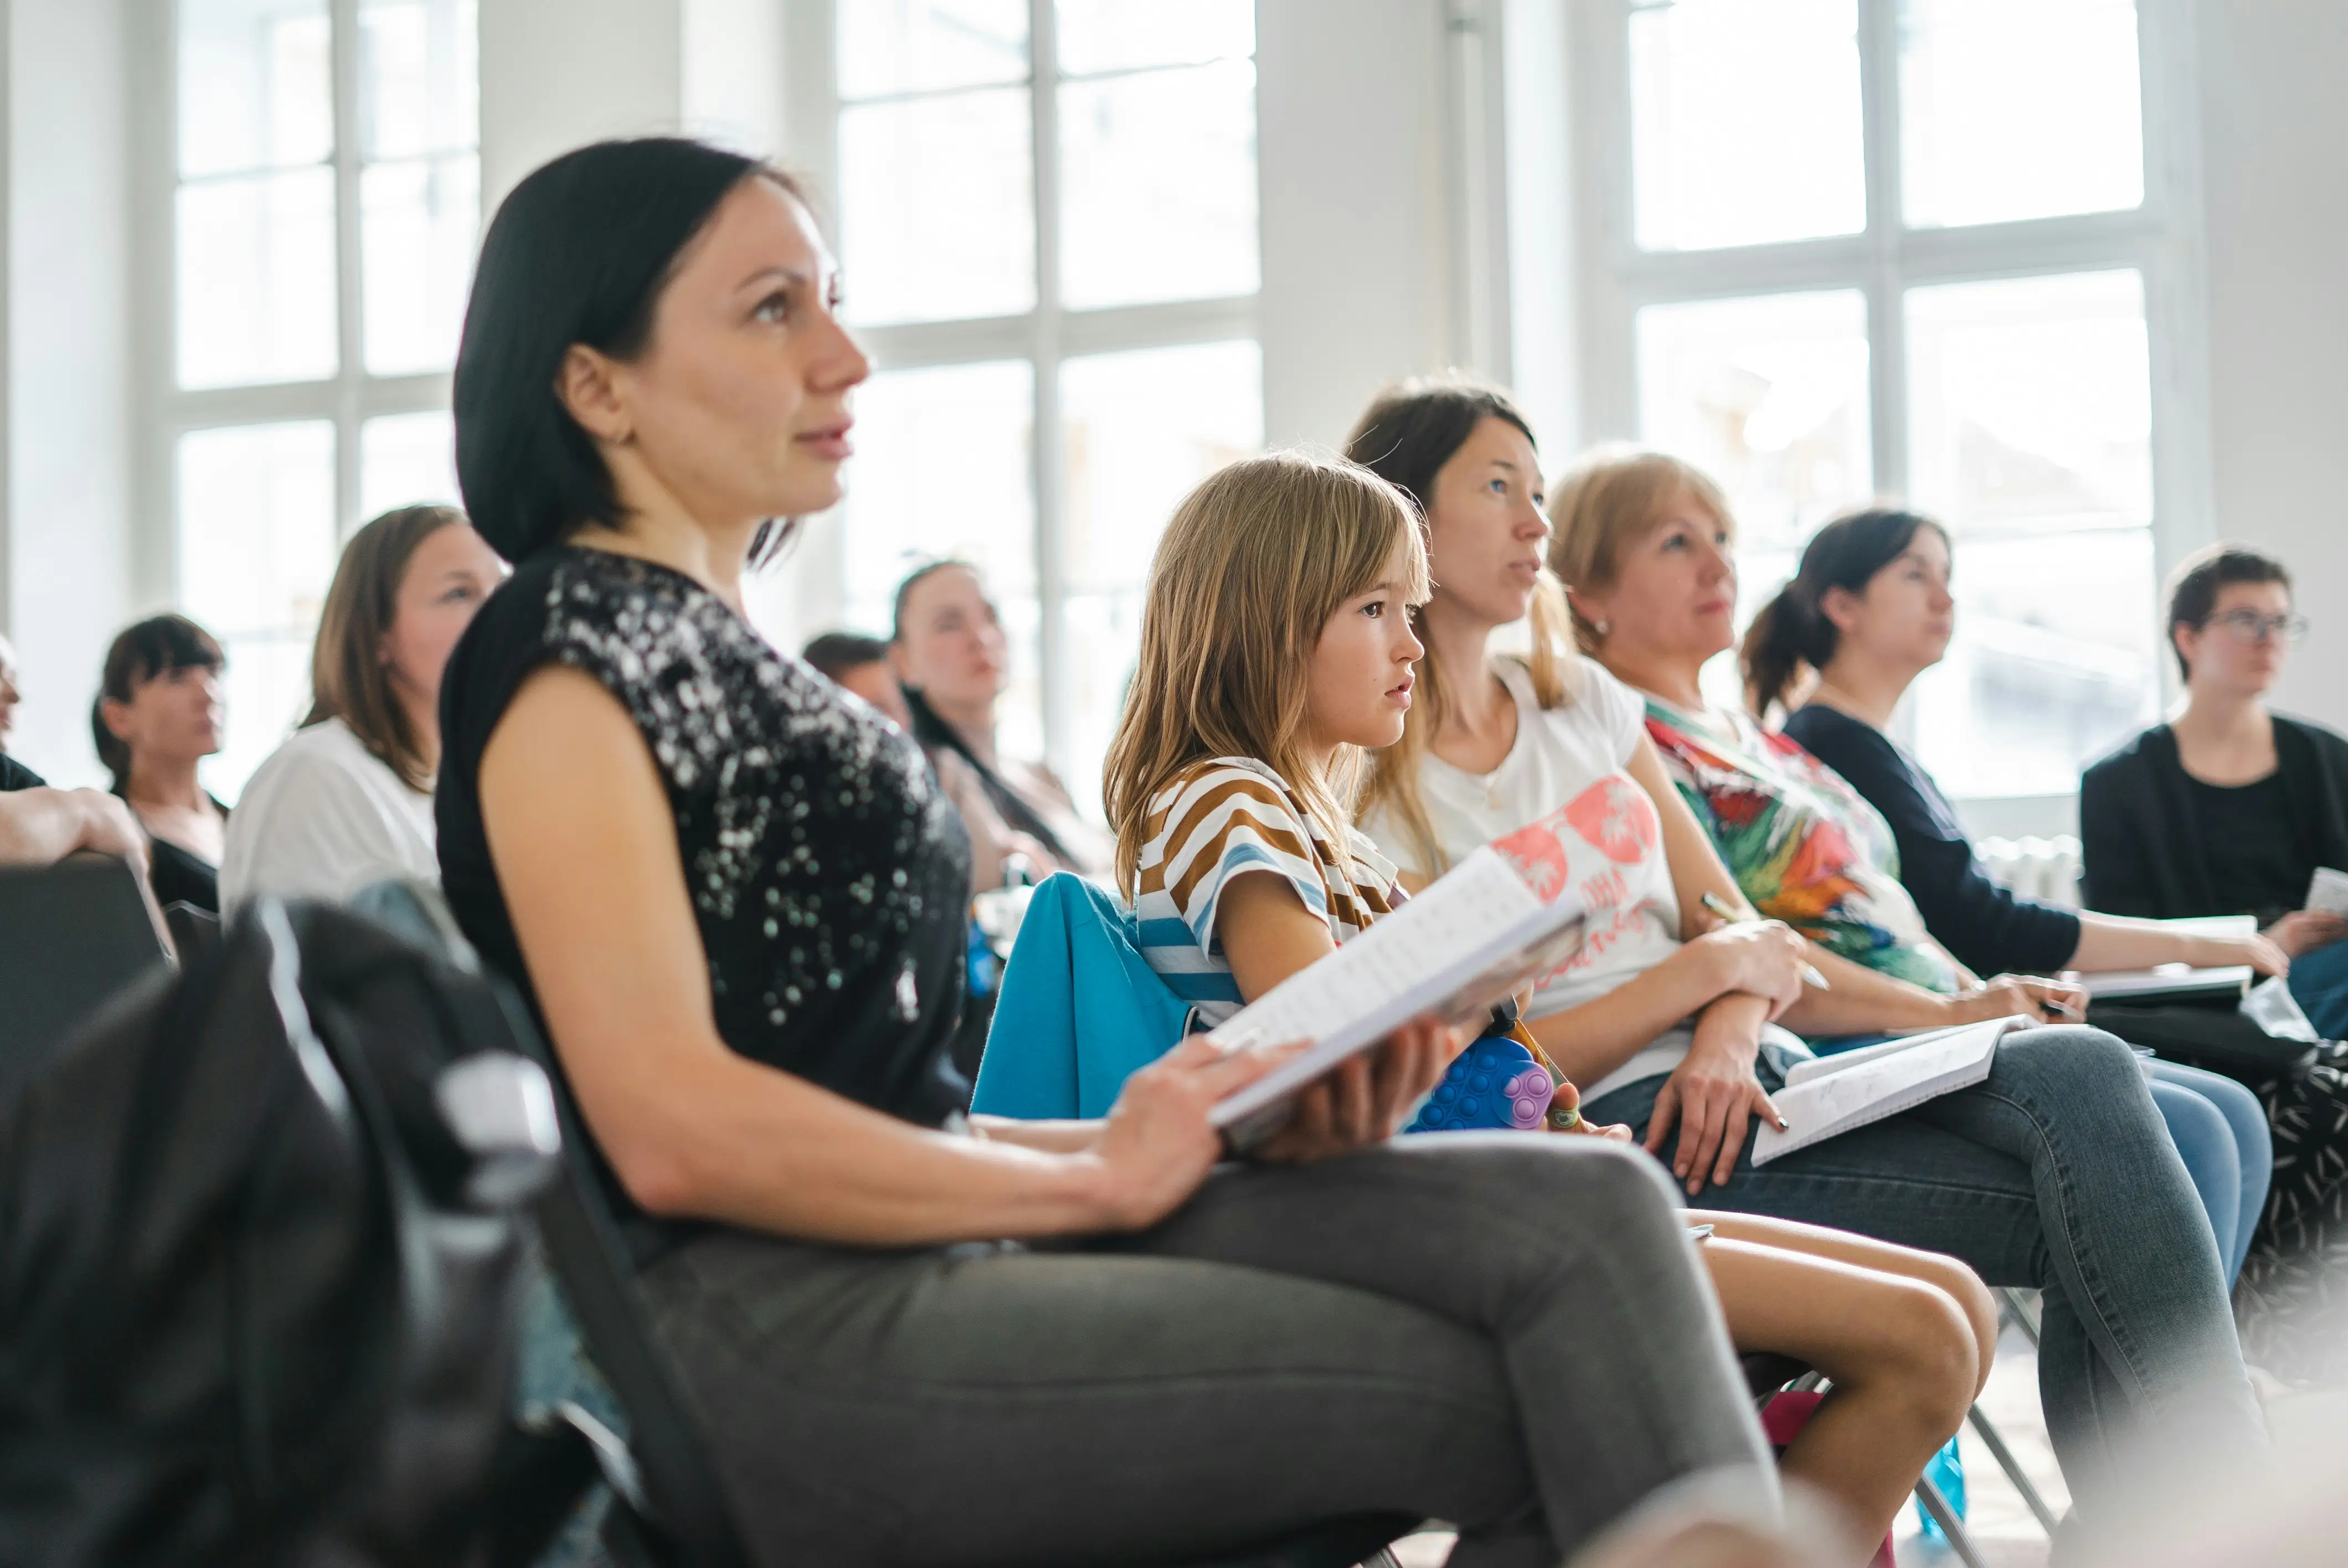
[2205,609,2309,646]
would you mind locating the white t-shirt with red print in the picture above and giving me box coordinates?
[1360,658,1705,1102]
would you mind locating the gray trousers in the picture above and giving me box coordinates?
[639,1135,1772,1568]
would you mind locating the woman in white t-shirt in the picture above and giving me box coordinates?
[221,504,504,907]
[1345,382,2270,1520]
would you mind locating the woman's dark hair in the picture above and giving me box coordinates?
[1741,507,1949,719]
[2166,544,2293,680]
[453,136,811,565]
[1342,378,1535,517]
[305,504,468,792]
[92,613,224,791]
[800,631,889,682]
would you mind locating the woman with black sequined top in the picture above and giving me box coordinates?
[437,137,1772,1566]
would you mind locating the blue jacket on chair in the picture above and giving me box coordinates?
[969,873,1198,1120]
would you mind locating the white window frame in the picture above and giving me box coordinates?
[1564,0,2212,826]
[781,0,1264,780]
[136,0,470,600]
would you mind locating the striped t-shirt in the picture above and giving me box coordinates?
[1132,756,1403,1028]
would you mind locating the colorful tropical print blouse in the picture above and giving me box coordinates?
[1641,695,1960,994]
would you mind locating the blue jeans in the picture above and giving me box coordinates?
[2144,1060,2272,1284]
[1587,1025,2266,1519]
[2288,935,2348,1040]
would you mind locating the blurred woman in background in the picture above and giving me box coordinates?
[220,504,504,907]
[889,559,1111,879]
[92,614,229,914]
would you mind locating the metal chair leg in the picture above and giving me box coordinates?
[1913,1476,1987,1568]
[1966,1404,2060,1536]
[1999,1287,2042,1348]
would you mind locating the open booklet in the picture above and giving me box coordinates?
[1750,1015,2037,1166]
[1207,826,1592,1149]
[2077,964,2253,1002]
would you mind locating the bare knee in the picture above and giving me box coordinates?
[1906,1254,1999,1397]
[1869,1280,1980,1437]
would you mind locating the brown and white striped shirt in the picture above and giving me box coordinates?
[1132,756,1402,1028]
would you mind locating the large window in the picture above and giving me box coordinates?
[166,0,478,796]
[819,0,1264,808]
[1583,0,2188,801]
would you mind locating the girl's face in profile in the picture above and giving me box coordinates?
[1302,543,1425,758]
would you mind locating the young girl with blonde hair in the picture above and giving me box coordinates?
[1105,446,1991,1557]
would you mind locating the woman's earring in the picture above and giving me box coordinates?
[1594,618,1611,638]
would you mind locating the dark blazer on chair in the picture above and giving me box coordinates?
[2078,715,2348,919]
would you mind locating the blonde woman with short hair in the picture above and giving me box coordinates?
[220,504,504,907]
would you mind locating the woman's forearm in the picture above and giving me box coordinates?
[1526,946,1731,1085]
[614,1045,1125,1245]
[2068,912,2235,972]
[1775,944,1955,1035]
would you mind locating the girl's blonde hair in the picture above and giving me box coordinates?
[1343,378,1582,877]
[1102,450,1430,900]
[1546,445,1734,654]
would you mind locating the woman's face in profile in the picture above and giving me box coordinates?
[601,177,872,527]
[893,568,1011,710]
[109,662,224,765]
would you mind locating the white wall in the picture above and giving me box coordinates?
[6,0,134,788]
[1257,0,1463,450]
[2195,0,2348,734]
[477,0,687,212]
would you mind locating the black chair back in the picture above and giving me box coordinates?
[350,880,752,1568]
[0,852,169,1112]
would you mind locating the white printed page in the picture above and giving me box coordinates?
[1753,1017,2022,1164]
[2308,867,2348,917]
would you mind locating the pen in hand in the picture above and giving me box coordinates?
[1700,891,1830,990]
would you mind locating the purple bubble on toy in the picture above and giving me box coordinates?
[1503,1067,1554,1129]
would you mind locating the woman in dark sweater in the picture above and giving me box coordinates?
[1749,508,2348,1383]
[2081,545,2348,1036]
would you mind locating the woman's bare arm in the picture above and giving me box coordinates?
[480,666,1274,1245]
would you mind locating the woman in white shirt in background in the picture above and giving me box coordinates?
[222,504,504,907]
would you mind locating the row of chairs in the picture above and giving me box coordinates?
[0,858,2030,1565]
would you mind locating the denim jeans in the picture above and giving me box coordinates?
[1587,1024,2267,1519]
[2144,1059,2273,1283]
[2288,935,2348,1040]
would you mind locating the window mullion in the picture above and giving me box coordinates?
[331,0,365,538]
[1029,0,1071,780]
[1856,0,1907,503]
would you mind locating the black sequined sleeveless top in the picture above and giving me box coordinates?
[436,546,971,1260]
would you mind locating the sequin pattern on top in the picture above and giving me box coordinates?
[537,550,970,1034]
[434,548,974,1185]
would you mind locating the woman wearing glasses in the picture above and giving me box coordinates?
[2081,545,2348,1030]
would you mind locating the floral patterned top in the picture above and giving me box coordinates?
[1641,694,1959,994]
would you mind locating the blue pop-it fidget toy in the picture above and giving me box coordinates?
[1407,1035,1556,1133]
